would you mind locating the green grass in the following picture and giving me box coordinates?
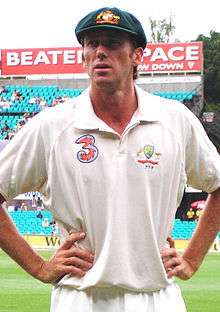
[0,251,220,311]
[0,250,52,312]
[178,253,220,312]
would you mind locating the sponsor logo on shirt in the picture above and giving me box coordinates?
[136,144,162,169]
[75,134,99,163]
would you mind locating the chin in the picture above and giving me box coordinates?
[94,76,113,85]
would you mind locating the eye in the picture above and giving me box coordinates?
[84,38,122,49]
[106,39,121,49]
[86,39,99,48]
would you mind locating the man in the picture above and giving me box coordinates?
[0,6,220,312]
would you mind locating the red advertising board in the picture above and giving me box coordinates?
[139,42,203,73]
[1,47,84,75]
[1,42,202,76]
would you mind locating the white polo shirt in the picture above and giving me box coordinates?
[0,86,219,292]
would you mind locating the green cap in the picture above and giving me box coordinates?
[75,7,147,48]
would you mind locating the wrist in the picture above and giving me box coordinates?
[182,255,199,273]
[31,259,48,283]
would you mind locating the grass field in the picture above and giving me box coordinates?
[0,250,220,312]
[0,250,52,312]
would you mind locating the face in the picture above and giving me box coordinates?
[82,29,143,90]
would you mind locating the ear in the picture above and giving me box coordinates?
[82,51,87,70]
[132,47,143,66]
[82,52,85,62]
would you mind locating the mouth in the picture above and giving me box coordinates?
[93,63,112,71]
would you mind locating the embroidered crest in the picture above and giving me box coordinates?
[136,144,162,169]
[75,135,99,163]
[96,10,120,25]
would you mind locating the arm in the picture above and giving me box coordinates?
[0,194,94,283]
[161,187,220,280]
[183,187,220,270]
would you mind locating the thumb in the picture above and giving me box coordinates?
[167,236,175,248]
[59,232,86,251]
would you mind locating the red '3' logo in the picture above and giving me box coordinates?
[75,135,99,163]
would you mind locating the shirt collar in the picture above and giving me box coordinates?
[72,87,100,130]
[134,85,160,122]
[72,85,160,130]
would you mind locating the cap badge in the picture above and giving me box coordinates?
[96,10,120,25]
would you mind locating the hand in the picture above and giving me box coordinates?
[35,232,94,284]
[161,238,196,280]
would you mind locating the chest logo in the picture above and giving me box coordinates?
[75,135,99,163]
[136,144,162,169]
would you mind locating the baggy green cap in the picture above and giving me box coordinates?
[75,7,147,48]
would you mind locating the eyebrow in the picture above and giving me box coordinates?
[82,33,137,48]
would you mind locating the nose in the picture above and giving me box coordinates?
[96,44,108,60]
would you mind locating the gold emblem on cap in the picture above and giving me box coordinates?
[96,10,120,25]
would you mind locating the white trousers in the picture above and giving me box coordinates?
[50,283,187,312]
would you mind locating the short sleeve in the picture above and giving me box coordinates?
[0,114,47,200]
[185,110,220,193]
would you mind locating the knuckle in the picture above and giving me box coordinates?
[172,249,178,257]
[69,233,78,239]
[70,246,77,254]
[164,262,170,270]
[67,233,80,243]
[65,236,74,244]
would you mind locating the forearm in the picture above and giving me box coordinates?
[183,187,220,271]
[0,207,45,279]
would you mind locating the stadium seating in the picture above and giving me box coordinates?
[153,90,197,101]
[1,85,84,114]
[9,210,55,235]
[10,211,217,240]
[0,85,85,139]
[1,85,197,115]
[0,84,198,140]
[172,219,197,239]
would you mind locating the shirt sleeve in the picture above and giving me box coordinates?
[0,113,48,200]
[185,109,220,193]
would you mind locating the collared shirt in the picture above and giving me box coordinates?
[0,86,219,292]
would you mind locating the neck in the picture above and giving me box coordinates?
[90,83,138,135]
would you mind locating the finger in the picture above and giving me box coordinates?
[70,246,95,262]
[167,262,194,280]
[165,263,184,279]
[63,257,93,271]
[168,265,188,280]
[167,236,175,248]
[166,267,176,279]
[59,264,87,278]
[163,257,182,271]
[60,246,95,263]
[59,232,86,251]
[161,247,178,258]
